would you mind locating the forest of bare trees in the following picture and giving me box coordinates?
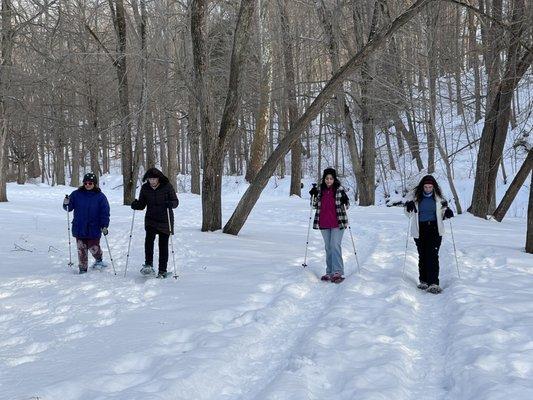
[0,0,532,248]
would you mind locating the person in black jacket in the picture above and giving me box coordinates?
[131,168,179,278]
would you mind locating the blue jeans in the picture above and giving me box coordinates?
[320,228,345,275]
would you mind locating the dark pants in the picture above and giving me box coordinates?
[145,227,170,273]
[414,221,442,286]
[76,238,103,270]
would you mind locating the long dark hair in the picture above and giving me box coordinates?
[320,167,341,192]
[413,175,442,202]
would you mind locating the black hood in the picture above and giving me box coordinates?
[142,167,169,185]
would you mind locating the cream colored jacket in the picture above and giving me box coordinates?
[404,193,448,239]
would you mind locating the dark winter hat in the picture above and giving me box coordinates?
[83,172,97,183]
[421,175,437,186]
[322,167,337,180]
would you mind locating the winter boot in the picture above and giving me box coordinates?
[426,284,442,294]
[92,260,108,269]
[331,272,345,284]
[417,282,429,290]
[157,271,169,279]
[140,264,155,276]
[320,274,331,282]
[79,266,88,275]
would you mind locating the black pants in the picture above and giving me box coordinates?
[145,227,170,273]
[414,222,442,286]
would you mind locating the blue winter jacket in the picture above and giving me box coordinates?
[63,188,110,239]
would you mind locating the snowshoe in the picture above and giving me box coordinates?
[79,267,88,275]
[156,271,169,279]
[92,260,108,269]
[417,282,429,290]
[426,284,442,294]
[331,273,345,284]
[140,264,155,276]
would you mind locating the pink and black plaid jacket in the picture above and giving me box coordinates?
[311,185,349,230]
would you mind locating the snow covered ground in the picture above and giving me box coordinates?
[1,177,532,400]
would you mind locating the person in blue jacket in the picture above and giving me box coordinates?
[63,172,110,274]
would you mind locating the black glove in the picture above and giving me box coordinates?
[101,227,108,236]
[131,199,140,210]
[309,186,319,198]
[340,192,349,206]
[441,201,448,208]
[405,201,417,213]
[443,208,454,219]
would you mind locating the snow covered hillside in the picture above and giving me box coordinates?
[1,179,532,400]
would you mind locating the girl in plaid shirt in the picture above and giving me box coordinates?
[309,168,350,283]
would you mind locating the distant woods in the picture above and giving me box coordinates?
[0,0,532,248]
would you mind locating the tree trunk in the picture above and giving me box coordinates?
[277,0,301,196]
[426,4,440,174]
[167,114,179,190]
[394,116,423,170]
[192,0,256,231]
[485,0,502,112]
[130,0,148,197]
[246,1,272,182]
[435,132,462,213]
[354,0,378,206]
[223,0,435,235]
[53,96,66,186]
[188,91,201,194]
[110,0,134,204]
[453,8,464,116]
[526,173,533,254]
[470,0,531,218]
[145,108,155,168]
[70,120,80,187]
[85,82,100,176]
[0,0,13,201]
[160,115,168,175]
[384,129,396,171]
[493,149,533,222]
[467,10,482,122]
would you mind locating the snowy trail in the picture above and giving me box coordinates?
[1,181,533,399]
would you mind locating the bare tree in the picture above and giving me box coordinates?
[0,0,14,201]
[192,0,257,231]
[493,149,533,221]
[470,0,532,218]
[224,0,435,235]
[527,173,533,253]
[246,0,273,183]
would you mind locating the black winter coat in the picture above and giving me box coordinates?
[133,182,179,234]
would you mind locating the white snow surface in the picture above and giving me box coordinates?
[1,177,532,400]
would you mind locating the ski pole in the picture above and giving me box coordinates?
[448,219,461,279]
[65,195,74,268]
[102,229,117,275]
[402,216,412,280]
[344,204,361,274]
[302,183,317,268]
[167,208,178,279]
[123,209,135,278]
